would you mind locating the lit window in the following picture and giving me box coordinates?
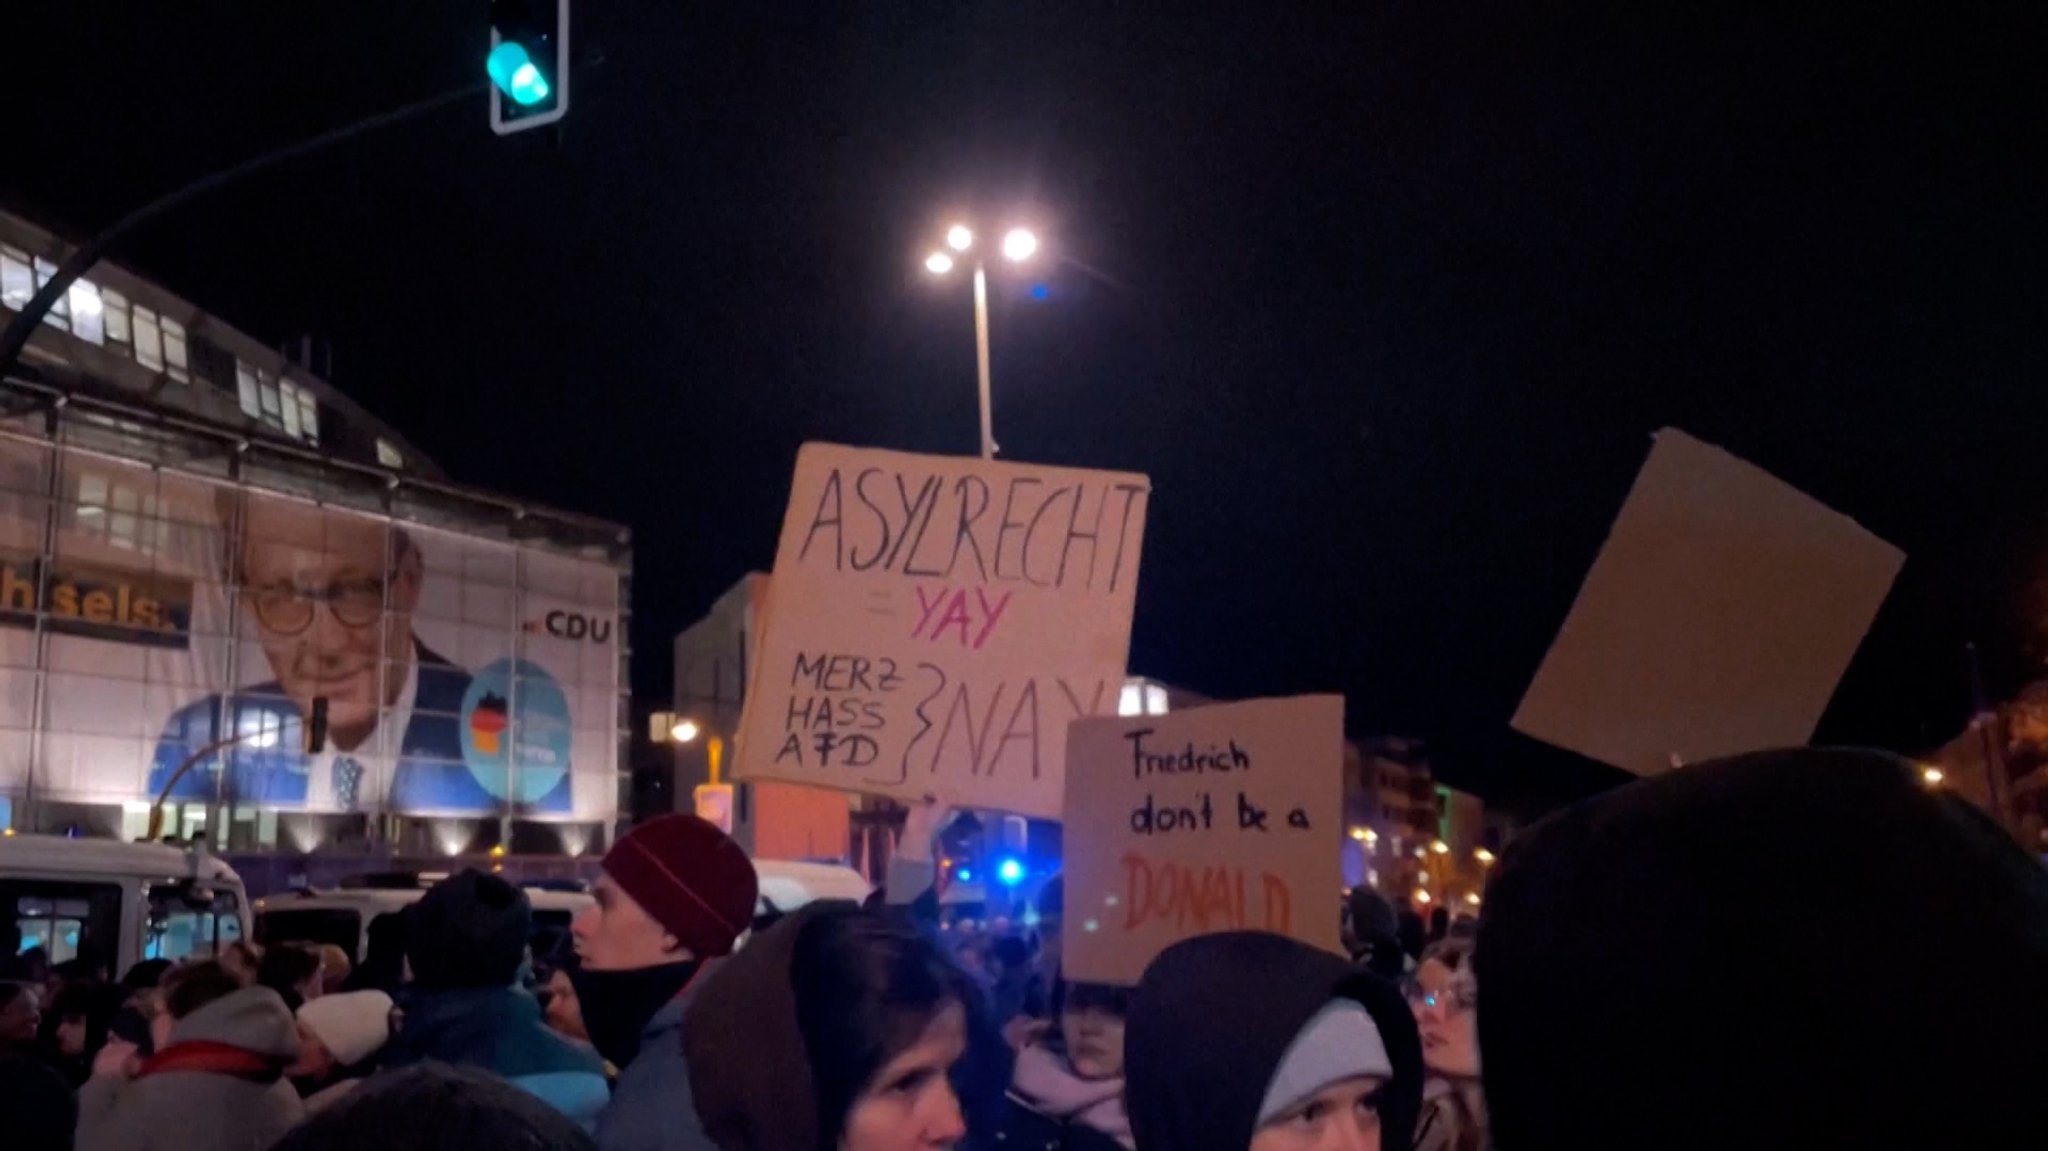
[109,485,140,550]
[35,259,67,331]
[281,380,302,438]
[258,379,281,420]
[102,289,130,345]
[75,473,108,532]
[161,317,189,382]
[68,281,104,345]
[237,363,261,418]
[376,439,405,469]
[0,247,30,309]
[298,388,319,443]
[133,305,164,371]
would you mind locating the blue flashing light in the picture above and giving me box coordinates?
[1029,282,1051,301]
[997,858,1026,886]
[955,867,974,884]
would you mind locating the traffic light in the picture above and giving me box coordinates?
[304,696,328,755]
[488,0,569,136]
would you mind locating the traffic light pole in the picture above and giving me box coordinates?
[0,82,483,408]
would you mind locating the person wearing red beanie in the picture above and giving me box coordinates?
[572,814,757,1151]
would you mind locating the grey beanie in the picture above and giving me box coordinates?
[1256,1000,1393,1125]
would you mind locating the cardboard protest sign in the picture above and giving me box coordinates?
[1061,695,1345,986]
[733,443,1150,818]
[1513,429,1904,776]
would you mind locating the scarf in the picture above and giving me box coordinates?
[1010,1044,1135,1150]
[571,960,702,1069]
[137,1040,284,1083]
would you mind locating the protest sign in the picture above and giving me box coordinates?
[1513,428,1904,775]
[1061,695,1344,986]
[732,443,1150,818]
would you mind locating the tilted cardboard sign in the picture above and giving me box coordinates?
[1062,695,1345,986]
[733,443,1150,818]
[1513,429,1904,775]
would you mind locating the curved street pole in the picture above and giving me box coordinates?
[145,731,261,843]
[0,83,483,408]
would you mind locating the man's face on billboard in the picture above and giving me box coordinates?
[237,502,421,745]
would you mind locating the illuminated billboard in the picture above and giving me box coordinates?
[0,435,620,821]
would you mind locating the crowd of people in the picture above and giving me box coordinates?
[2,748,2044,1151]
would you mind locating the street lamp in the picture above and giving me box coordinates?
[924,221,1040,459]
[670,719,701,744]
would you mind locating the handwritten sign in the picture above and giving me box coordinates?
[1513,429,1904,775]
[1061,695,1344,985]
[733,444,1150,818]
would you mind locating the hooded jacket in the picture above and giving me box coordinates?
[685,902,1010,1151]
[1478,748,2048,1151]
[1124,933,1423,1151]
[684,904,841,1151]
[594,991,717,1151]
[77,986,305,1151]
[382,985,609,1131]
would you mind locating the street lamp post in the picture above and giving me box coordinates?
[925,224,1039,460]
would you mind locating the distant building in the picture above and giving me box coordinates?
[1341,737,1491,912]
[0,208,628,857]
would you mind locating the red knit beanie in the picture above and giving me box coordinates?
[602,814,758,958]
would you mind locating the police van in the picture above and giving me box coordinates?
[254,858,871,964]
[0,834,251,979]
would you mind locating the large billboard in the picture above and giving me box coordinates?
[0,434,620,820]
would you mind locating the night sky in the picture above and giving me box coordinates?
[6,3,2042,812]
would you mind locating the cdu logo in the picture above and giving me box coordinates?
[524,609,614,644]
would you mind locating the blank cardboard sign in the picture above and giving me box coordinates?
[1512,429,1904,776]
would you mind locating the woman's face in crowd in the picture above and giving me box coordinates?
[56,1014,88,1057]
[1061,1003,1126,1081]
[1409,958,1479,1080]
[840,1001,970,1151]
[543,969,588,1042]
[1249,1076,1385,1151]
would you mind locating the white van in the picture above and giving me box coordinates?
[0,834,251,980]
[254,879,596,965]
[254,859,872,964]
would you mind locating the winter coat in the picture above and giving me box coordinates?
[996,1044,1133,1151]
[76,987,305,1151]
[2,1050,77,1151]
[381,986,608,1130]
[1123,933,1424,1151]
[593,995,717,1151]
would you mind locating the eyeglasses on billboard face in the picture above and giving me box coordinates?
[247,574,388,635]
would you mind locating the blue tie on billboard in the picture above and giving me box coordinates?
[488,0,570,136]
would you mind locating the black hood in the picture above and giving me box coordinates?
[1125,933,1423,1151]
[1478,748,2048,1151]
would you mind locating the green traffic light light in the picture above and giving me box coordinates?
[487,42,551,106]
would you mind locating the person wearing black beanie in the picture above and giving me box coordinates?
[1478,747,2048,1151]
[381,870,607,1130]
